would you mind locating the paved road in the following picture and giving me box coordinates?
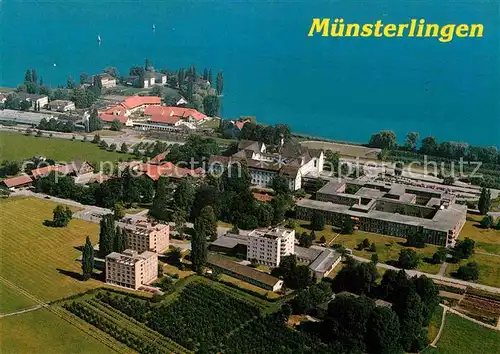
[12,189,112,223]
[0,304,44,318]
[352,255,500,294]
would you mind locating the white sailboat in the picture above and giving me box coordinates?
[152,24,156,31]
[97,34,101,43]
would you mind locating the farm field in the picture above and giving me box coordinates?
[459,214,500,255]
[422,313,500,354]
[0,197,102,305]
[0,131,132,164]
[0,308,118,354]
[61,278,331,353]
[0,282,36,313]
[445,252,500,288]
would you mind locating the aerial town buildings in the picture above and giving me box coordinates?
[17,92,49,109]
[0,109,55,125]
[296,180,467,247]
[209,140,324,191]
[210,226,342,279]
[105,249,158,290]
[47,100,76,112]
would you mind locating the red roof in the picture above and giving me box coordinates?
[234,119,251,130]
[253,192,272,202]
[150,151,169,164]
[99,104,129,123]
[138,162,204,181]
[122,96,161,110]
[100,114,129,124]
[2,174,32,187]
[31,165,63,179]
[144,105,208,123]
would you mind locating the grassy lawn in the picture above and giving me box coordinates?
[422,313,500,354]
[0,308,118,354]
[427,305,444,343]
[80,130,124,137]
[200,118,221,129]
[293,221,340,245]
[0,282,36,313]
[459,214,500,255]
[445,252,500,288]
[162,263,195,279]
[333,231,441,274]
[0,197,103,303]
[0,131,133,164]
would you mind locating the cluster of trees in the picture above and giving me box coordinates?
[452,237,475,261]
[166,135,219,164]
[237,122,292,147]
[370,130,500,165]
[298,231,315,248]
[291,281,333,314]
[44,205,72,227]
[328,260,440,353]
[480,215,500,230]
[478,187,492,215]
[35,168,155,209]
[3,92,33,111]
[98,214,128,256]
[191,206,217,273]
[356,238,377,252]
[0,160,20,177]
[310,211,326,231]
[87,109,104,132]
[271,255,314,290]
[38,118,75,133]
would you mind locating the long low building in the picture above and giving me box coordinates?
[296,180,467,247]
[207,253,283,291]
[0,109,55,125]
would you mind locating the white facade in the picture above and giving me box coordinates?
[247,228,295,267]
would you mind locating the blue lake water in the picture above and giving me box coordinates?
[1,0,498,147]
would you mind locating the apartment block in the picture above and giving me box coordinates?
[247,228,295,267]
[105,249,158,290]
[121,221,169,253]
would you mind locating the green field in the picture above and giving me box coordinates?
[427,305,444,343]
[302,224,442,274]
[422,313,500,354]
[0,282,36,313]
[445,252,500,288]
[459,214,500,255]
[0,131,132,164]
[0,197,102,309]
[0,308,118,354]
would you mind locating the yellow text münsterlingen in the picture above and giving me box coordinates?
[307,18,484,43]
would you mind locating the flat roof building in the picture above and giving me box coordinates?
[296,180,467,247]
[247,227,295,267]
[207,253,283,291]
[0,109,54,125]
[105,249,158,290]
[119,221,169,254]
